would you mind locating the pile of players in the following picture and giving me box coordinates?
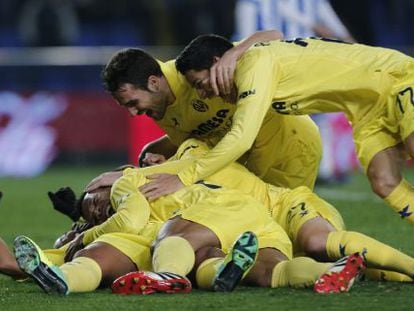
[1,30,414,295]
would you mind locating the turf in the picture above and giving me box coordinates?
[0,166,413,311]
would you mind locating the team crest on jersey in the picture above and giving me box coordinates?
[192,99,209,112]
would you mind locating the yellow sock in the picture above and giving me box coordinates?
[195,257,223,290]
[327,231,414,278]
[60,257,102,293]
[152,236,195,276]
[271,257,330,288]
[384,179,414,224]
[365,268,413,282]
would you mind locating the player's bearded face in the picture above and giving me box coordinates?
[114,83,167,121]
[185,69,216,99]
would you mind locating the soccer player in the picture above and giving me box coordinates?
[101,36,323,196]
[87,138,414,283]
[174,34,414,226]
[12,166,364,295]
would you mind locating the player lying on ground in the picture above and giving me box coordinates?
[174,34,414,226]
[102,40,322,193]
[87,138,414,283]
[11,167,364,295]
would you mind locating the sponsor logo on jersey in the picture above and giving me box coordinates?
[191,109,230,136]
[192,99,209,112]
[238,89,256,100]
[271,100,300,115]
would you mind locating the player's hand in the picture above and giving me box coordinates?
[140,153,167,167]
[139,174,184,201]
[85,171,123,192]
[54,222,92,249]
[47,187,80,221]
[64,233,84,262]
[210,49,237,96]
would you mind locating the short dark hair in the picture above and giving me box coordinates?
[175,34,234,74]
[102,48,163,93]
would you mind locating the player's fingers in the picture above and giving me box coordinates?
[210,66,219,96]
[138,181,159,195]
[222,69,231,95]
[217,68,226,95]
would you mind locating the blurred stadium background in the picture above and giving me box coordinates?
[0,0,414,176]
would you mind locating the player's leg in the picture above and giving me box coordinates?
[241,247,358,291]
[201,246,365,293]
[14,235,140,295]
[367,146,414,224]
[405,131,414,158]
[0,237,26,279]
[112,217,215,295]
[152,216,220,276]
[278,187,414,280]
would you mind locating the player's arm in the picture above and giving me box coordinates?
[139,135,179,167]
[82,170,151,245]
[210,30,283,96]
[178,50,277,186]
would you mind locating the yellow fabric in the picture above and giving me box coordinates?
[43,248,66,266]
[271,257,329,288]
[176,38,414,179]
[82,170,150,245]
[384,179,414,224]
[177,185,292,258]
[164,138,342,255]
[270,186,346,255]
[326,230,414,278]
[152,236,195,276]
[60,257,102,293]
[195,257,223,290]
[78,152,292,272]
[365,268,413,282]
[158,60,321,189]
[92,228,162,271]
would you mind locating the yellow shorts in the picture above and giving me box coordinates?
[93,233,153,271]
[244,114,322,190]
[354,62,414,171]
[44,222,162,271]
[268,186,345,256]
[179,187,293,259]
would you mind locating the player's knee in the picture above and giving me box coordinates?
[367,166,401,198]
[302,234,328,261]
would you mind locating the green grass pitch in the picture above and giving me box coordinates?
[0,166,413,311]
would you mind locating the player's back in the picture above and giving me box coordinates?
[240,38,411,122]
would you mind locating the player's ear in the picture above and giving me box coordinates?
[212,56,221,64]
[147,75,159,92]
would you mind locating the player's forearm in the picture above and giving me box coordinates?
[233,30,284,59]
[139,135,178,164]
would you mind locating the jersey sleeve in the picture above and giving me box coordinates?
[177,49,279,185]
[82,169,150,245]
